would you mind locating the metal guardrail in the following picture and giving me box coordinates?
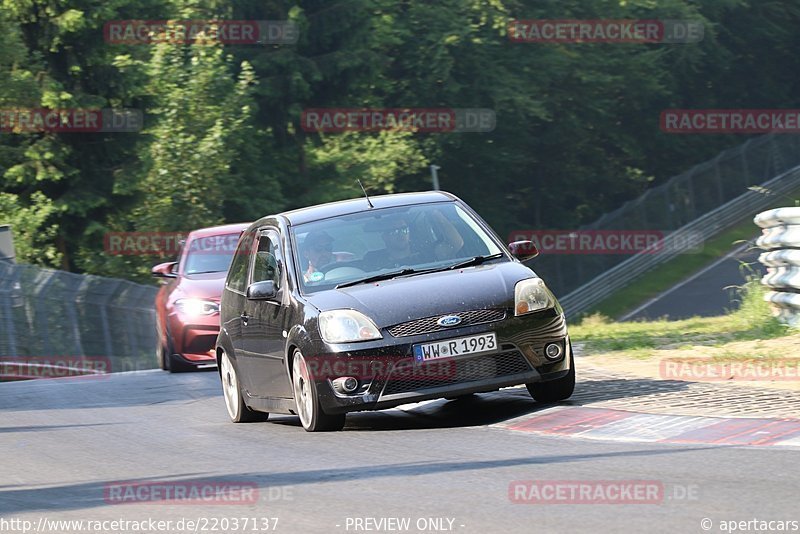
[556,164,800,318]
[0,262,158,373]
[756,207,800,327]
[533,133,800,298]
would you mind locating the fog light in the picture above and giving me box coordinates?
[332,376,359,394]
[544,342,563,360]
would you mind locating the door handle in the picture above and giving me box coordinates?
[240,312,249,325]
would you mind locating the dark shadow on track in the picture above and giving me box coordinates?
[0,446,718,515]
[0,423,123,433]
[267,375,696,432]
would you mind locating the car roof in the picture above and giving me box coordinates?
[186,222,251,239]
[276,191,459,226]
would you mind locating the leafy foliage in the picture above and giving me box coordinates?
[2,0,800,281]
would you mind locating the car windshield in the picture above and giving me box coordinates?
[293,202,505,293]
[183,233,241,275]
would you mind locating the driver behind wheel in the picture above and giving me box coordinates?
[301,231,352,282]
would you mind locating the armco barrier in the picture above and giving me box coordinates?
[556,164,800,318]
[0,262,158,372]
[756,207,800,327]
[533,133,800,298]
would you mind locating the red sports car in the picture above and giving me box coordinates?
[152,223,250,372]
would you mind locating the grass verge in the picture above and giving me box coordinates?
[572,278,792,359]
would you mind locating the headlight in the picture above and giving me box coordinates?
[514,278,556,316]
[174,298,219,316]
[319,310,382,343]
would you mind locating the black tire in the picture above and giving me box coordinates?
[166,353,195,373]
[157,339,170,371]
[526,351,575,403]
[158,324,192,373]
[220,350,269,423]
[156,321,172,371]
[291,350,346,432]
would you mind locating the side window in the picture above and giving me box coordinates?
[251,232,282,290]
[226,230,255,293]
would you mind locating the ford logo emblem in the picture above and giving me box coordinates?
[437,315,462,327]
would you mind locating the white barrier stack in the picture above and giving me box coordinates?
[755,207,800,327]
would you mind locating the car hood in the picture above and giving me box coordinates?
[173,272,227,301]
[304,262,539,327]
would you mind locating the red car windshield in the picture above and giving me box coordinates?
[183,233,241,275]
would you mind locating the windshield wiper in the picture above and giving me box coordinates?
[447,253,504,270]
[337,254,506,288]
[336,268,431,289]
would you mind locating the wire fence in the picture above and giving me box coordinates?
[532,134,800,298]
[558,165,800,318]
[0,262,158,375]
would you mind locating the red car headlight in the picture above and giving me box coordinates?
[174,298,219,316]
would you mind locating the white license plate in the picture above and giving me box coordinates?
[413,332,497,362]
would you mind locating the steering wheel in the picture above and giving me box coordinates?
[322,266,366,282]
[314,261,344,273]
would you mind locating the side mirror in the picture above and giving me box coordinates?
[246,280,277,301]
[508,240,539,262]
[152,261,178,278]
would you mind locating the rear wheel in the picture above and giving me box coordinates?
[220,351,268,423]
[291,350,346,432]
[526,350,575,403]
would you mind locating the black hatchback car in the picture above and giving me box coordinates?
[216,191,574,431]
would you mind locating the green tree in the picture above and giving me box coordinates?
[302,130,429,205]
[1,0,169,270]
[77,40,275,281]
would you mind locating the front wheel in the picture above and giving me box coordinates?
[159,327,192,373]
[526,351,575,403]
[291,350,346,432]
[220,351,268,423]
[157,339,170,371]
[156,322,173,371]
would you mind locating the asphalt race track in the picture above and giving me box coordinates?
[1,366,798,534]
[623,244,764,321]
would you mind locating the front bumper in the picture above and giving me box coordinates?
[308,307,571,414]
[167,311,219,363]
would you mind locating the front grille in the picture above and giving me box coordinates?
[387,309,506,337]
[381,350,531,396]
[185,334,216,354]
